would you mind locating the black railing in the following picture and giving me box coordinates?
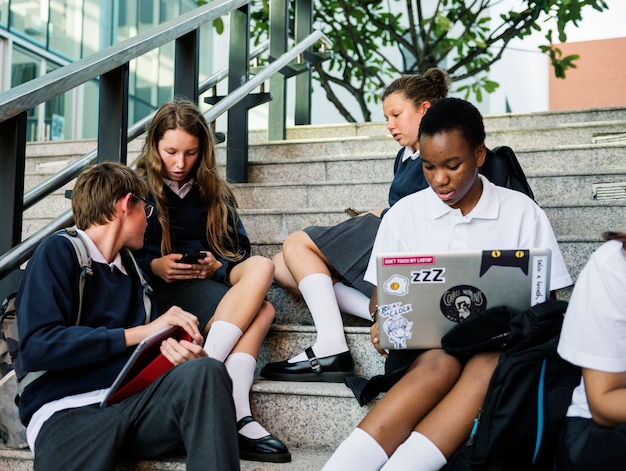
[0,0,331,297]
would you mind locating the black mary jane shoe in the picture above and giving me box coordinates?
[237,416,291,463]
[260,346,354,382]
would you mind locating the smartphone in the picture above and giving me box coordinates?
[345,207,362,217]
[176,251,207,264]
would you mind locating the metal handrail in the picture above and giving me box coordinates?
[23,41,270,210]
[206,32,331,122]
[0,0,248,123]
[0,32,331,280]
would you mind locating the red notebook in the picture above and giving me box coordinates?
[100,326,192,407]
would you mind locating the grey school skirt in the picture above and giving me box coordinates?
[303,213,380,297]
[151,275,231,331]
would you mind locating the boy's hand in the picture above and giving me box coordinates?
[124,306,204,347]
[150,253,223,283]
[160,336,207,365]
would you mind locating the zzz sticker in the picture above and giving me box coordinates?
[411,267,446,283]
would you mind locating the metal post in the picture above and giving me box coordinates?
[226,5,251,183]
[0,112,27,297]
[0,112,27,251]
[175,30,199,104]
[268,0,288,141]
[97,64,129,164]
[294,0,313,125]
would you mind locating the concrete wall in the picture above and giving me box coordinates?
[549,37,626,110]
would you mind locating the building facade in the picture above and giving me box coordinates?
[0,0,214,142]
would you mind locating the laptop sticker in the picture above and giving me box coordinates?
[378,302,414,349]
[480,250,529,276]
[383,274,410,296]
[440,285,487,322]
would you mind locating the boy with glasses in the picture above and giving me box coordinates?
[16,162,239,471]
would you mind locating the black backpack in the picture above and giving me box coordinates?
[441,300,581,471]
[480,146,535,201]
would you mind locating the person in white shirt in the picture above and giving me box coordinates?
[323,97,571,471]
[555,231,626,470]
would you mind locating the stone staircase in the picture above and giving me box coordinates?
[2,106,626,470]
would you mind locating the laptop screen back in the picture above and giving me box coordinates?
[375,248,552,349]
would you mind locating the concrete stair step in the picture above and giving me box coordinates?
[251,106,626,141]
[215,142,626,186]
[229,173,626,210]
[236,205,623,245]
[0,445,333,470]
[22,134,626,244]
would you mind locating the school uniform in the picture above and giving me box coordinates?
[17,230,239,471]
[555,239,626,470]
[346,175,572,405]
[303,147,427,296]
[135,183,251,327]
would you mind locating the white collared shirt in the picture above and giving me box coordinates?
[364,174,571,291]
[401,146,420,163]
[163,177,194,198]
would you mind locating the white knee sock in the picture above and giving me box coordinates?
[224,352,269,439]
[381,432,446,471]
[289,273,348,362]
[321,428,388,471]
[203,320,243,362]
[334,281,372,320]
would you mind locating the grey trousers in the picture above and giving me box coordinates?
[34,358,240,471]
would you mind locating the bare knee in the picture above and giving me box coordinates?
[272,251,299,293]
[257,300,275,326]
[462,351,500,384]
[408,349,463,390]
[282,231,315,260]
[241,255,275,282]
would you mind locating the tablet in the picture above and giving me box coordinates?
[100,325,189,407]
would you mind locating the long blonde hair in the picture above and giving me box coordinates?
[135,99,244,261]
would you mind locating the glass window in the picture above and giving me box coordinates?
[49,0,82,59]
[9,0,49,46]
[0,0,8,28]
[44,62,70,141]
[83,0,110,57]
[11,48,40,140]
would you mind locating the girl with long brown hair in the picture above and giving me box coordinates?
[134,99,290,463]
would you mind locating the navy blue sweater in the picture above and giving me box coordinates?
[16,233,155,425]
[388,148,428,206]
[134,184,251,280]
[382,148,428,217]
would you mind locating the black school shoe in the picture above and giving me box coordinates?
[237,416,291,463]
[260,346,354,382]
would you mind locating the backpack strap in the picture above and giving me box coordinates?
[58,226,93,325]
[122,247,153,325]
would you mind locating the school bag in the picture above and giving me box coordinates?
[440,300,581,471]
[0,227,151,449]
[480,146,535,201]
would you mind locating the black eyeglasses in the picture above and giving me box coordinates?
[132,194,154,218]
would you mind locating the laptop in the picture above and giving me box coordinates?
[100,325,189,407]
[375,248,551,350]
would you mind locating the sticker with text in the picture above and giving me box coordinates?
[379,302,413,349]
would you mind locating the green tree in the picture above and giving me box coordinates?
[245,0,608,122]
